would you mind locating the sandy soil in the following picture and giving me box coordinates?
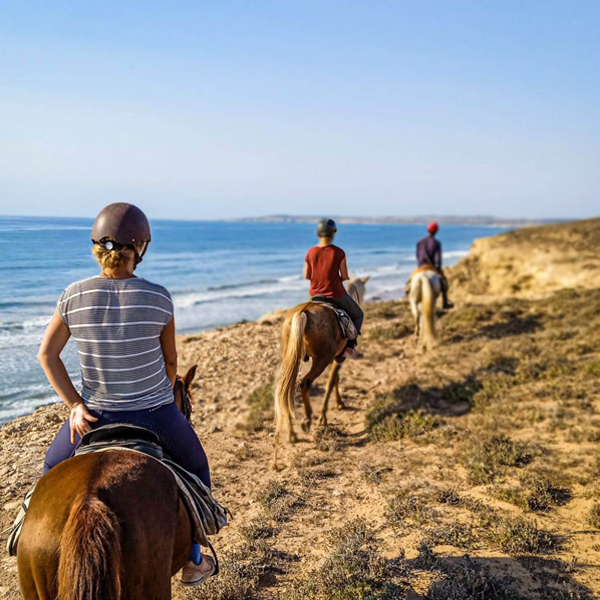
[1,218,600,599]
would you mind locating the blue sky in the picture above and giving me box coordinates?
[0,1,598,220]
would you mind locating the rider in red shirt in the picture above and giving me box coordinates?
[304,219,363,356]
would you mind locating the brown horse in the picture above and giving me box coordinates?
[17,365,198,600]
[274,278,367,462]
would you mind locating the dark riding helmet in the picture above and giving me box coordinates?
[316,218,337,238]
[91,203,151,265]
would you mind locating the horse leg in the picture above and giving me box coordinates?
[300,357,330,432]
[299,373,313,434]
[409,288,420,342]
[319,360,342,427]
[333,363,345,409]
[412,303,420,341]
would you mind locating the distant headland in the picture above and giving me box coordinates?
[232,215,563,228]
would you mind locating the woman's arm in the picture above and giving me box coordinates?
[340,257,349,281]
[160,317,178,387]
[38,309,97,443]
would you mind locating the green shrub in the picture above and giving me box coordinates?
[587,503,600,529]
[385,488,435,527]
[289,519,404,600]
[239,382,273,432]
[494,475,571,512]
[461,435,532,485]
[486,515,556,554]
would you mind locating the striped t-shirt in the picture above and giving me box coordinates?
[57,276,175,411]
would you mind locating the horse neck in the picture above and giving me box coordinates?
[346,281,361,305]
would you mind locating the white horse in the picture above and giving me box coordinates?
[409,271,442,349]
[347,276,368,307]
[325,276,369,408]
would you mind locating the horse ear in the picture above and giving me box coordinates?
[362,276,370,284]
[184,364,198,389]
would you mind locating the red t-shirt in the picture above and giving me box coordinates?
[305,244,346,299]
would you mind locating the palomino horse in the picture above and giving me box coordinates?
[274,277,368,461]
[409,270,442,349]
[17,365,198,600]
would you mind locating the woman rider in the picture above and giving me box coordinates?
[9,203,215,586]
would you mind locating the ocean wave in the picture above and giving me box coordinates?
[0,394,58,425]
[443,250,470,258]
[0,226,90,232]
[0,299,55,309]
[207,278,281,291]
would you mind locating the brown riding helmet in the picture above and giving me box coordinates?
[91,202,152,264]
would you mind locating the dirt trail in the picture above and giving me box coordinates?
[2,218,600,599]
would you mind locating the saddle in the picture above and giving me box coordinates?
[310,300,358,341]
[75,424,230,561]
[75,424,164,459]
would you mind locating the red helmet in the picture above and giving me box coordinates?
[427,222,439,234]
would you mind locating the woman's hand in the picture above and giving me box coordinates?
[69,402,98,444]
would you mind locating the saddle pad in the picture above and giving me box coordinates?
[310,300,358,341]
[74,431,231,549]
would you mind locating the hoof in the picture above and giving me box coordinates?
[336,400,346,410]
[289,431,298,443]
[317,416,328,428]
[301,418,312,433]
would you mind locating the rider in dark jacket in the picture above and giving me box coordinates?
[415,222,454,309]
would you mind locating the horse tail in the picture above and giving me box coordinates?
[421,275,437,348]
[57,492,122,600]
[274,310,307,441]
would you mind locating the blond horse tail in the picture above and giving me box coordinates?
[420,275,437,348]
[274,311,307,443]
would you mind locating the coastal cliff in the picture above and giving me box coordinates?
[1,218,600,599]
[451,217,600,297]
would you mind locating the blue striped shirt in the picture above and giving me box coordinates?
[57,276,175,411]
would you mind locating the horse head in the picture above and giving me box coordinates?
[346,276,369,306]
[174,364,197,422]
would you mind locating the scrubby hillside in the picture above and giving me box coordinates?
[1,219,600,599]
[451,217,600,297]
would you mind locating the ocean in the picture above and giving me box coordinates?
[0,216,508,423]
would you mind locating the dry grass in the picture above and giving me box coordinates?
[255,480,304,522]
[461,435,532,485]
[288,519,405,600]
[385,487,437,528]
[365,394,440,442]
[587,503,600,529]
[239,382,274,432]
[493,474,571,512]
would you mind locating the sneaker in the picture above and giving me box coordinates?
[181,555,216,586]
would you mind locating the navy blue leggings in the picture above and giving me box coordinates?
[43,401,211,488]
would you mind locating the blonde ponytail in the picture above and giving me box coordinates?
[92,244,133,270]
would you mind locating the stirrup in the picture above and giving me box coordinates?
[6,487,35,557]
